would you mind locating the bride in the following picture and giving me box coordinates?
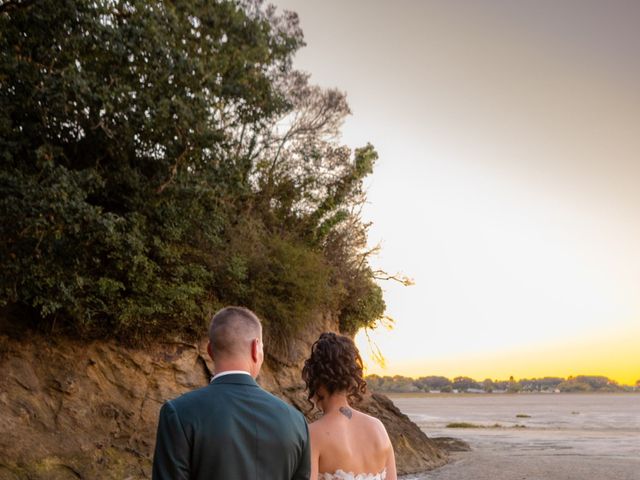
[302,333,397,480]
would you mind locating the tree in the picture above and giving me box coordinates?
[575,376,611,390]
[1,0,384,342]
[415,376,452,392]
[482,378,495,393]
[507,375,521,393]
[232,71,387,334]
[557,380,591,392]
[452,376,480,392]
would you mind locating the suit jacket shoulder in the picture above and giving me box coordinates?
[153,373,310,480]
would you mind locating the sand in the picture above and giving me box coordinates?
[405,450,640,480]
[392,393,640,480]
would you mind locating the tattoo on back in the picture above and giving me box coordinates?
[339,406,353,419]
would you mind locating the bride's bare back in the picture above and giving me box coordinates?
[309,405,397,480]
[301,333,397,480]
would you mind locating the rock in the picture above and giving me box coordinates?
[431,437,472,452]
[0,316,447,478]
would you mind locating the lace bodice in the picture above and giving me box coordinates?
[318,469,387,480]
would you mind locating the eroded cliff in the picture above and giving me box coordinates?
[0,317,447,479]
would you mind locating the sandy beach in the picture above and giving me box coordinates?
[408,449,640,480]
[393,393,640,480]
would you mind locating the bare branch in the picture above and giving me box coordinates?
[157,147,189,194]
[372,271,415,286]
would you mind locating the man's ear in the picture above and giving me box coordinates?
[207,341,215,362]
[251,338,259,363]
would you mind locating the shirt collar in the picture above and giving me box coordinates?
[210,370,252,383]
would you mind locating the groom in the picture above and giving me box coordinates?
[152,306,311,479]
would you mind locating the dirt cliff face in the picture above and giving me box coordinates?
[258,315,448,475]
[0,318,446,479]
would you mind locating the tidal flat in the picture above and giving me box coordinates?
[393,392,640,480]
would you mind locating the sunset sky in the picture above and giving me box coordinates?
[272,1,640,385]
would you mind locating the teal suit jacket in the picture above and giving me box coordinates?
[152,373,310,480]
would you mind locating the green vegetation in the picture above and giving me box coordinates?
[446,422,481,429]
[366,374,636,393]
[0,0,386,344]
[445,422,526,429]
[557,376,622,393]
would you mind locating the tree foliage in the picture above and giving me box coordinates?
[366,374,633,393]
[0,0,385,343]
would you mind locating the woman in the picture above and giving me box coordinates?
[302,332,397,480]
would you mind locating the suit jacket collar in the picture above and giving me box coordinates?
[211,373,259,387]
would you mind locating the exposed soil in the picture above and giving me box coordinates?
[0,316,446,479]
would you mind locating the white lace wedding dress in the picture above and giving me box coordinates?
[318,469,386,480]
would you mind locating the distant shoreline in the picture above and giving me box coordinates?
[382,391,640,397]
[366,375,639,395]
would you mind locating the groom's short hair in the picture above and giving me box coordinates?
[209,306,262,358]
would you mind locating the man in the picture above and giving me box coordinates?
[152,306,310,480]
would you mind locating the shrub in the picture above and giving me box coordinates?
[0,0,386,343]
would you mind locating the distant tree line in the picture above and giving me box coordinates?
[366,374,637,393]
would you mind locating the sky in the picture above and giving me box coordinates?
[271,0,640,385]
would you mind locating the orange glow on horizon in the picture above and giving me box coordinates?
[356,323,640,386]
[275,0,640,390]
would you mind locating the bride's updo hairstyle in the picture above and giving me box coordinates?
[302,332,367,404]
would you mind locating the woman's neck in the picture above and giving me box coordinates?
[321,392,351,416]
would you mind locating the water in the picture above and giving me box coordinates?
[390,393,640,479]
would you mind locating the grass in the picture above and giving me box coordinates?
[446,422,482,428]
[446,422,527,429]
[516,414,531,418]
